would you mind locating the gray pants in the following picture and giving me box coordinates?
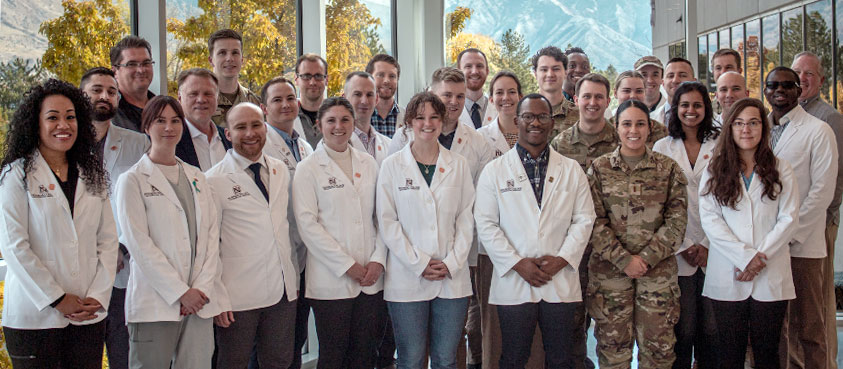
[128,315,213,369]
[215,296,298,369]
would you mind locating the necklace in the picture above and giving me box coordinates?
[419,162,435,174]
[52,167,61,177]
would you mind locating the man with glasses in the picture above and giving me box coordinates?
[110,36,156,133]
[475,93,595,369]
[367,54,403,138]
[294,53,329,148]
[764,67,838,369]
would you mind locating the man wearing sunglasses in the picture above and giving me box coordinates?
[110,36,156,133]
[765,66,838,369]
[294,53,329,148]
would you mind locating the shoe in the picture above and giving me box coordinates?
[467,364,482,369]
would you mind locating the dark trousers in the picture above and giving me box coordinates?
[216,295,297,369]
[497,301,580,369]
[712,298,787,369]
[290,270,310,369]
[105,286,129,369]
[377,312,397,368]
[4,320,106,369]
[309,291,387,369]
[673,269,718,369]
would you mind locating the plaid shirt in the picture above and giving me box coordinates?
[516,143,550,208]
[372,102,401,138]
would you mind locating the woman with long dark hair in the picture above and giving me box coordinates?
[699,98,797,369]
[115,95,222,368]
[587,99,687,369]
[0,78,118,368]
[655,81,720,369]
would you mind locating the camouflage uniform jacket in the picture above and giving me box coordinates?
[551,120,619,172]
[587,147,688,272]
[213,83,261,128]
[548,98,580,144]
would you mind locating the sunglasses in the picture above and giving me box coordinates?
[765,81,799,90]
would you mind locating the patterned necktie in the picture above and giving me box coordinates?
[470,102,482,129]
[248,163,269,201]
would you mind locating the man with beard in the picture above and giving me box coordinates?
[791,51,843,369]
[531,46,579,143]
[367,54,404,138]
[633,56,668,121]
[80,67,150,369]
[110,36,156,133]
[714,71,749,122]
[294,54,329,148]
[458,48,498,128]
[765,67,838,369]
[207,29,261,128]
[562,47,591,103]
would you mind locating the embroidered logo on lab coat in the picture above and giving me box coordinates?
[143,185,165,198]
[31,184,54,198]
[227,184,251,200]
[321,176,345,190]
[500,179,522,193]
[398,178,420,191]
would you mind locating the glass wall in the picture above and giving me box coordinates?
[325,0,393,96]
[699,36,708,89]
[805,0,833,103]
[0,0,132,124]
[669,41,687,59]
[708,33,718,90]
[745,19,762,100]
[719,29,731,50]
[762,14,781,106]
[781,7,804,70]
[166,0,298,95]
[732,24,745,72]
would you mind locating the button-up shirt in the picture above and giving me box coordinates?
[516,143,550,207]
[230,149,270,190]
[271,125,302,162]
[372,101,401,138]
[771,113,792,150]
[354,126,377,157]
[186,119,227,171]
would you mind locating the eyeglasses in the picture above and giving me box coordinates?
[518,113,552,124]
[297,73,327,81]
[113,60,155,69]
[764,81,799,90]
[732,120,762,129]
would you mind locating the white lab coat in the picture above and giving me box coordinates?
[263,122,314,274]
[206,151,298,312]
[103,123,150,288]
[350,127,392,166]
[475,148,596,305]
[699,160,799,302]
[115,155,222,322]
[771,105,838,258]
[0,151,118,329]
[477,118,512,159]
[653,135,718,276]
[376,144,475,302]
[293,145,386,299]
[460,95,498,128]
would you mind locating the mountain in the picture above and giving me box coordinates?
[446,0,652,71]
[0,0,63,62]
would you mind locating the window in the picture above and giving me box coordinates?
[745,19,762,100]
[719,29,731,50]
[732,24,745,72]
[781,7,803,71]
[325,0,393,97]
[762,13,781,88]
[698,36,708,86]
[669,41,686,59]
[0,1,131,125]
[166,0,298,96]
[708,33,718,90]
[805,0,833,103]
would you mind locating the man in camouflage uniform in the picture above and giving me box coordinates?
[586,101,687,368]
[531,46,579,142]
[207,29,261,128]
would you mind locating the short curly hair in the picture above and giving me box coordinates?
[0,79,108,195]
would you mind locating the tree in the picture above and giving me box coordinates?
[39,0,130,85]
[446,6,473,39]
[592,64,618,91]
[168,0,297,95]
[325,0,383,96]
[0,58,51,126]
[492,29,537,95]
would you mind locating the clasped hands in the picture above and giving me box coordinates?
[680,244,708,268]
[513,256,569,287]
[735,252,767,282]
[346,262,385,286]
[55,294,102,322]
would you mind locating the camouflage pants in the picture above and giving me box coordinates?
[587,259,680,369]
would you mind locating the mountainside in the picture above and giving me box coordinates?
[0,0,63,62]
[447,0,652,70]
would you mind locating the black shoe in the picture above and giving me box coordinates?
[467,363,482,369]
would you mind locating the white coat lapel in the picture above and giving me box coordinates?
[140,157,184,212]
[103,125,121,174]
[183,163,204,234]
[451,124,469,157]
[267,158,285,207]
[772,114,801,155]
[32,152,72,216]
[692,138,717,180]
[540,152,563,210]
[316,147,354,189]
[429,146,453,193]
[506,149,540,213]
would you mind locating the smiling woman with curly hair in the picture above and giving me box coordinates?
[0,78,118,369]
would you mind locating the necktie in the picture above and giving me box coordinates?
[248,163,269,201]
[470,103,482,129]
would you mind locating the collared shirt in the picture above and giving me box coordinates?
[770,112,793,150]
[298,102,323,148]
[438,129,456,150]
[551,120,620,172]
[801,94,843,224]
[649,94,663,112]
[186,119,227,171]
[549,98,580,144]
[563,90,575,102]
[515,143,550,207]
[663,101,673,129]
[271,125,302,162]
[213,83,261,128]
[113,90,155,133]
[354,126,378,157]
[230,149,270,190]
[465,95,489,118]
[372,101,401,138]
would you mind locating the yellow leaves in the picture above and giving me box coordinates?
[446,33,500,68]
[39,0,130,84]
[325,0,383,97]
[446,6,473,39]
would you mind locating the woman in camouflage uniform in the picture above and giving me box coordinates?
[586,99,688,369]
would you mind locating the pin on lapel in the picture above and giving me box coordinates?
[355,172,361,178]
[457,138,462,144]
[703,154,709,160]
[192,178,201,193]
[273,168,277,175]
[49,184,55,190]
[549,176,554,183]
[439,168,445,173]
[110,146,118,151]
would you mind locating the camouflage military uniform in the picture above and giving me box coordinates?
[548,98,580,144]
[586,147,687,369]
[212,83,261,128]
[551,119,668,171]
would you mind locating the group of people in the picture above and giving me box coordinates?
[0,27,841,369]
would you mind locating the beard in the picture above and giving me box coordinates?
[92,102,117,122]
